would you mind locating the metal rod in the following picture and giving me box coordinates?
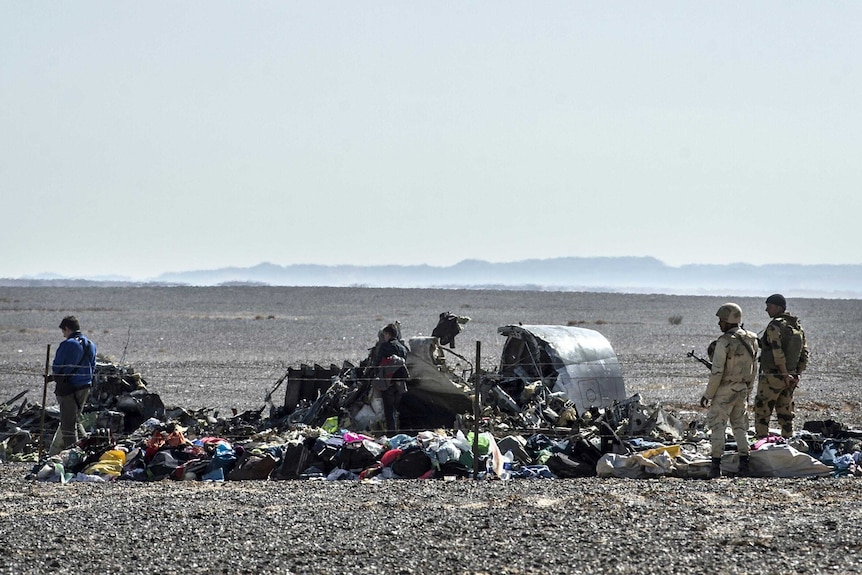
[38,344,50,462]
[472,340,481,480]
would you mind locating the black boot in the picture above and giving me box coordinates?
[738,455,751,477]
[708,457,722,479]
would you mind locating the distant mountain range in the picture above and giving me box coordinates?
[3,257,861,298]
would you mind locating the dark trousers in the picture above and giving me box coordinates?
[49,386,90,456]
[381,382,405,434]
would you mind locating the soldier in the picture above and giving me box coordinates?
[754,294,809,439]
[700,303,759,479]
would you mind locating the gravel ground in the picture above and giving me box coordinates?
[1,461,862,575]
[2,287,862,574]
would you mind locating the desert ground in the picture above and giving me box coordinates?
[1,286,861,574]
[1,286,859,424]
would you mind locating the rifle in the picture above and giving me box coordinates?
[687,349,712,370]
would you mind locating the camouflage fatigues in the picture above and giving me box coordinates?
[754,312,809,438]
[754,374,796,438]
[704,326,759,458]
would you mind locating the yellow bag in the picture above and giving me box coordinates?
[639,444,681,459]
[83,449,127,477]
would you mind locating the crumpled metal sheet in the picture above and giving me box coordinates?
[497,325,626,415]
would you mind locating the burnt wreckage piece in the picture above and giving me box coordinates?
[431,312,471,349]
[275,321,628,433]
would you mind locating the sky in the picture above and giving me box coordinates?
[1,3,860,280]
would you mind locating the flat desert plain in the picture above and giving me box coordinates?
[1,286,860,425]
[1,286,862,575]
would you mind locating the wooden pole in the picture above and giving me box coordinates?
[472,340,481,480]
[38,344,51,462]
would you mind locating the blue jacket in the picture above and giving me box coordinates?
[53,331,96,387]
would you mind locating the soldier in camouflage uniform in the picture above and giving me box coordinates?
[700,303,760,478]
[754,294,809,439]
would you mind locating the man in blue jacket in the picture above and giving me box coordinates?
[49,316,97,455]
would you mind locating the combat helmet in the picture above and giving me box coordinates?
[716,302,742,324]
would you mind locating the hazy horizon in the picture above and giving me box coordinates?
[7,254,861,281]
[3,256,860,300]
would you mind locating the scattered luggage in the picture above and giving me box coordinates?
[4,343,861,484]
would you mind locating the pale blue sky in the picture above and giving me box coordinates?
[2,3,860,280]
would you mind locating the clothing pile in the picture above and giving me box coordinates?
[27,408,862,483]
[29,422,590,483]
[4,357,862,482]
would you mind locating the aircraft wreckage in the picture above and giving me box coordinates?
[271,314,628,434]
[1,313,632,457]
[4,312,856,481]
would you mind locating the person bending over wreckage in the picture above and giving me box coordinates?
[700,303,759,479]
[369,323,410,434]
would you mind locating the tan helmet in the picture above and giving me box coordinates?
[716,302,742,324]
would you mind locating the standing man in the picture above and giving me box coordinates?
[372,323,409,434]
[49,316,97,455]
[754,294,809,439]
[700,303,759,479]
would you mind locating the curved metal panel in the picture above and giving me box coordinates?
[497,324,626,414]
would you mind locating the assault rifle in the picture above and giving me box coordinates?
[687,349,712,370]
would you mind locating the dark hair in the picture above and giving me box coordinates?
[58,315,80,331]
[382,323,398,338]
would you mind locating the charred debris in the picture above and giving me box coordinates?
[2,312,860,481]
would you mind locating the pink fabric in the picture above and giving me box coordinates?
[199,436,230,445]
[342,431,371,444]
[753,435,786,450]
